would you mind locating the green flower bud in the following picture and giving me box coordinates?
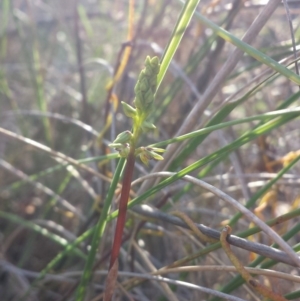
[135,147,148,165]
[146,147,165,153]
[144,89,154,107]
[108,142,123,148]
[135,146,164,165]
[134,90,143,112]
[133,56,160,114]
[141,120,156,131]
[138,77,148,92]
[121,101,137,118]
[117,143,130,158]
[139,149,151,166]
[134,147,143,156]
[109,142,130,158]
[150,57,160,74]
[111,130,132,144]
[145,149,164,161]
[144,56,160,76]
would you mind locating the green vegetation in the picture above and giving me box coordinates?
[1,1,300,300]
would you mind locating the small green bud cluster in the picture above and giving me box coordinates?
[109,130,132,158]
[121,101,156,132]
[109,56,164,165]
[121,102,137,119]
[135,147,165,166]
[134,56,160,115]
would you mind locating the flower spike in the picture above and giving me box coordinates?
[134,56,160,115]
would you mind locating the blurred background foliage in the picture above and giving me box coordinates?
[1,0,300,300]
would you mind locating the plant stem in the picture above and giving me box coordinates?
[109,150,136,268]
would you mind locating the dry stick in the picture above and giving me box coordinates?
[134,203,299,266]
[181,174,300,266]
[173,207,259,300]
[174,222,260,301]
[171,211,217,243]
[134,172,300,267]
[0,127,112,183]
[220,226,288,301]
[139,0,282,196]
[114,209,300,292]
[130,171,300,264]
[117,228,296,298]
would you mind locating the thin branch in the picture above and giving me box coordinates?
[133,204,299,267]
[130,172,300,267]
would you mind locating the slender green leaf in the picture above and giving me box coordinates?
[178,0,300,85]
[75,158,126,301]
[157,0,201,89]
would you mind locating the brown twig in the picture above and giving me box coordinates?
[133,203,300,266]
[171,211,217,243]
[220,225,288,301]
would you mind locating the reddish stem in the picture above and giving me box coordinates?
[109,151,136,269]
